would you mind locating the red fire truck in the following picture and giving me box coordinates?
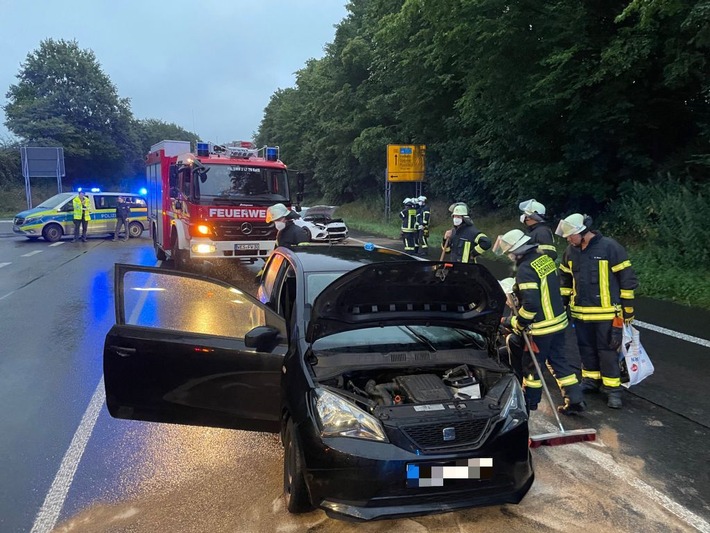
[146,140,303,267]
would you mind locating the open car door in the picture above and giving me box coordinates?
[103,264,287,433]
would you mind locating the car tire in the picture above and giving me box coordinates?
[283,418,313,514]
[128,221,143,238]
[153,226,167,261]
[42,224,63,242]
[171,233,186,269]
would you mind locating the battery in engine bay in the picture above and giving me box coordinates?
[394,374,454,403]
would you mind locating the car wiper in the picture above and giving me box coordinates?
[404,326,437,352]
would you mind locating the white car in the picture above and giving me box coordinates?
[293,205,348,242]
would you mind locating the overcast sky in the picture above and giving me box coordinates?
[0,0,348,144]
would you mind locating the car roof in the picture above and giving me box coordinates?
[277,244,419,274]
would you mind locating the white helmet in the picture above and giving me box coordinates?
[519,199,546,216]
[493,229,532,255]
[403,197,411,205]
[451,204,468,217]
[266,203,290,223]
[418,195,427,204]
[448,201,466,213]
[555,213,587,237]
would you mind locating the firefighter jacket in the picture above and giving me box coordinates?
[526,222,557,261]
[419,204,431,227]
[277,221,309,248]
[72,196,91,221]
[559,232,638,321]
[511,249,568,336]
[446,219,491,263]
[400,207,419,232]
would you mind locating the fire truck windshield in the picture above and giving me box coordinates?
[197,164,289,202]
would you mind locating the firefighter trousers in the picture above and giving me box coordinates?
[402,230,418,252]
[509,330,582,408]
[573,319,622,390]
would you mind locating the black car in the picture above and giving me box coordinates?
[103,244,533,521]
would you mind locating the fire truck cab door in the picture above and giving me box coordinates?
[103,264,287,434]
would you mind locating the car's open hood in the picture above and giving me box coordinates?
[306,261,506,343]
[303,205,337,218]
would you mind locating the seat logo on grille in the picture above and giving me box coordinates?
[443,427,456,441]
[241,222,253,235]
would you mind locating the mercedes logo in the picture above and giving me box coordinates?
[241,222,253,235]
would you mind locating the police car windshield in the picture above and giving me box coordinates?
[198,164,289,201]
[35,192,75,209]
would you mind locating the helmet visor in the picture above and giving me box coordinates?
[555,218,582,238]
[492,235,512,256]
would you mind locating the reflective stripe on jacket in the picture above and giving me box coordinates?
[511,250,568,336]
[449,220,491,263]
[559,232,638,321]
[400,208,419,232]
[72,196,92,221]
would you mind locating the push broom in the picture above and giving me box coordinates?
[500,283,597,447]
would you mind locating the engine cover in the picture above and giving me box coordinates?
[394,374,453,403]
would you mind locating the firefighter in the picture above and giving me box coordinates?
[400,198,419,254]
[417,196,430,256]
[442,204,491,262]
[266,203,308,248]
[72,191,92,242]
[556,213,638,409]
[494,229,585,414]
[518,199,557,260]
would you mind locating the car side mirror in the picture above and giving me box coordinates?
[245,326,281,352]
[296,172,305,193]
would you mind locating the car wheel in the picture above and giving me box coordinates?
[128,221,143,238]
[283,418,313,513]
[153,226,167,261]
[42,224,63,242]
[171,233,186,269]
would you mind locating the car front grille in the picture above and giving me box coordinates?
[14,217,24,225]
[213,221,276,241]
[402,418,490,451]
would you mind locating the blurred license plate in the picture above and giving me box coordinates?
[235,243,259,251]
[406,458,493,487]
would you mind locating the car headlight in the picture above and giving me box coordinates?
[499,379,528,434]
[315,388,388,442]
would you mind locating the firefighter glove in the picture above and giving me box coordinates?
[623,306,634,325]
[423,226,429,238]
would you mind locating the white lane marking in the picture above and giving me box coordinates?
[0,290,16,300]
[0,262,11,268]
[634,320,710,349]
[30,377,105,533]
[49,242,64,247]
[21,250,43,257]
[535,421,710,532]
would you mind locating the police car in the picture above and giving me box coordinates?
[12,191,148,242]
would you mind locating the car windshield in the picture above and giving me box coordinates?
[312,325,486,354]
[197,164,289,201]
[35,192,75,209]
[305,272,346,305]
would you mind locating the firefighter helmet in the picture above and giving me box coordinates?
[519,199,546,216]
[493,229,532,255]
[449,201,467,213]
[266,203,290,223]
[418,195,427,204]
[555,213,587,237]
[451,204,468,217]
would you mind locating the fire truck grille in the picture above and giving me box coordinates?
[213,221,276,241]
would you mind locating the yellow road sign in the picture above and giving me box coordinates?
[387,144,426,182]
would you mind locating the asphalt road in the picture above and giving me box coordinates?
[0,221,708,533]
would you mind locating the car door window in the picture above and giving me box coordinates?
[261,253,285,303]
[122,269,273,338]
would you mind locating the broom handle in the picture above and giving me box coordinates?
[506,294,567,433]
[440,236,450,261]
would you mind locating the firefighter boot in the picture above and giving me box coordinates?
[581,378,601,393]
[558,398,587,416]
[607,389,623,409]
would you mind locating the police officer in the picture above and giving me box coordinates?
[266,203,308,248]
[443,204,491,262]
[72,191,91,242]
[556,213,638,409]
[400,198,419,254]
[518,199,557,260]
[416,196,430,256]
[494,229,585,414]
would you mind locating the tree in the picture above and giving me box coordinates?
[3,39,138,184]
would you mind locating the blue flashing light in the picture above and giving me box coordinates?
[139,187,148,196]
[196,142,210,157]
[265,146,278,161]
[364,242,375,251]
[76,187,83,192]
[90,187,101,192]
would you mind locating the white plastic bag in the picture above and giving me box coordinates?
[620,324,654,388]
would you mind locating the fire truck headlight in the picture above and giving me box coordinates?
[192,243,216,254]
[196,224,211,235]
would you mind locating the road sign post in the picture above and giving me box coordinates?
[385,144,426,220]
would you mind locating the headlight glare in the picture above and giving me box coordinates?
[315,389,388,442]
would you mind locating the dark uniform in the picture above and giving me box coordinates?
[417,201,431,255]
[446,219,491,263]
[525,222,557,261]
[400,204,419,253]
[277,221,309,248]
[509,248,582,410]
[559,231,638,396]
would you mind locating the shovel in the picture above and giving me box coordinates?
[502,291,597,448]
